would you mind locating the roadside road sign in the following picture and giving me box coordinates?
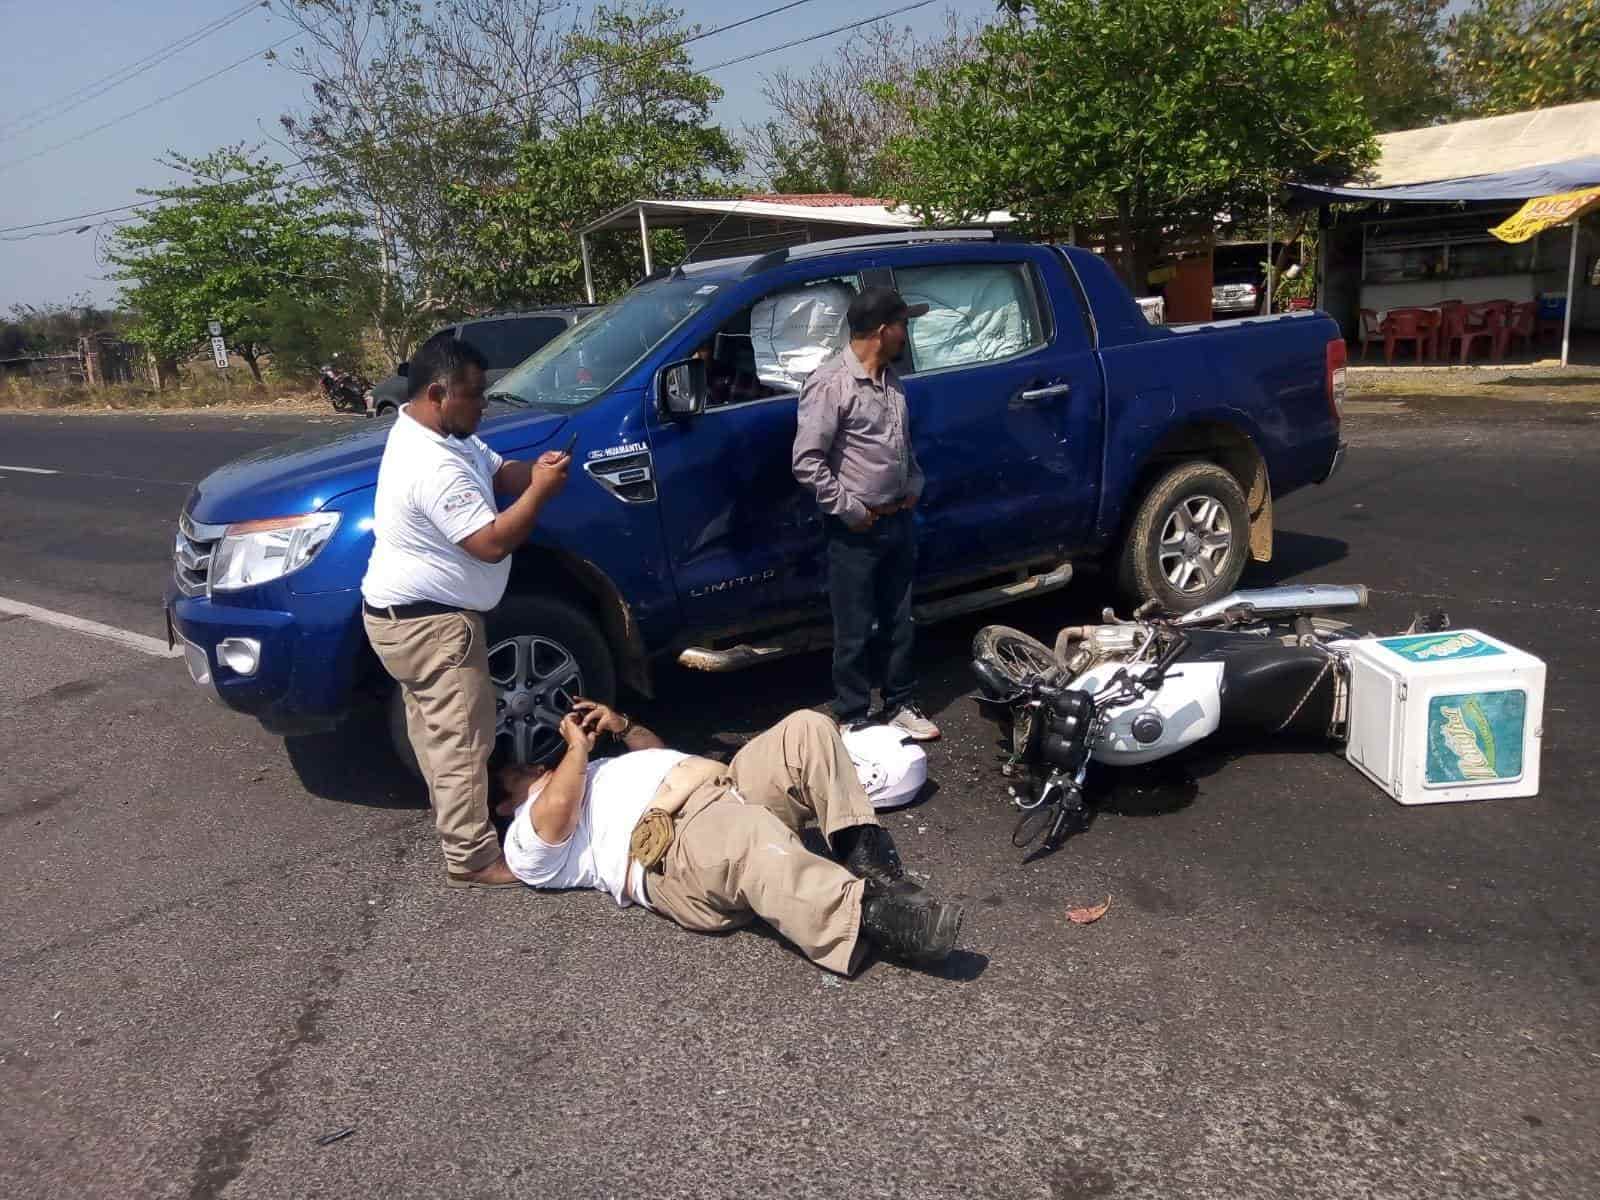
[211,336,229,369]
[207,320,222,336]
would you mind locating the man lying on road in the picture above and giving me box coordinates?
[494,702,965,973]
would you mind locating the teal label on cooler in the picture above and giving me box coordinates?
[1380,632,1504,663]
[1425,690,1526,786]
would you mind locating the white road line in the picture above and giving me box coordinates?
[0,596,181,659]
[0,464,190,485]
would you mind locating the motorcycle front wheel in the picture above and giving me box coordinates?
[972,625,1060,688]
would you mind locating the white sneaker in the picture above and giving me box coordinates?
[888,703,941,742]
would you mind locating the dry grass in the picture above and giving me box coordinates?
[1349,364,1600,405]
[0,375,327,414]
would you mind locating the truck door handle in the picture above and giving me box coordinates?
[1016,382,1072,404]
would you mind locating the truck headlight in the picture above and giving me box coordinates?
[210,512,341,593]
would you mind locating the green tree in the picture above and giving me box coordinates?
[739,15,980,194]
[1314,0,1456,131]
[440,3,741,309]
[108,147,369,385]
[0,296,122,358]
[890,0,1376,291]
[253,290,373,379]
[1449,0,1600,116]
[277,0,573,362]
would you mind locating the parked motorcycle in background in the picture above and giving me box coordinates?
[319,355,374,417]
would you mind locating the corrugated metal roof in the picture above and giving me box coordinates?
[579,197,1012,235]
[1372,100,1600,187]
[739,193,888,207]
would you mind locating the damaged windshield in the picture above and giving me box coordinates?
[489,276,722,409]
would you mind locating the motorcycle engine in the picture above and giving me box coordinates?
[1056,624,1146,675]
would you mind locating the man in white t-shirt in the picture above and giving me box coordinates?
[362,334,571,889]
[497,701,965,974]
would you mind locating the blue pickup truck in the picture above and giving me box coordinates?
[167,230,1346,766]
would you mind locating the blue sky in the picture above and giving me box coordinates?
[0,0,996,309]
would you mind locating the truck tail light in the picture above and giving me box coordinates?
[1325,338,1347,422]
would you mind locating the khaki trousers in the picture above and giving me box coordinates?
[644,710,881,975]
[363,609,499,874]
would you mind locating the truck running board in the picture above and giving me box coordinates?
[677,561,1074,673]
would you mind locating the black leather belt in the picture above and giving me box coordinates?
[363,600,474,620]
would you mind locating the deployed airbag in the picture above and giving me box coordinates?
[897,265,1036,370]
[750,282,854,390]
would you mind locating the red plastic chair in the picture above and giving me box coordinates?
[1440,304,1496,363]
[1414,308,1443,360]
[1381,309,1430,364]
[1358,308,1382,360]
[1467,299,1510,330]
[1503,302,1538,357]
[1478,305,1508,361]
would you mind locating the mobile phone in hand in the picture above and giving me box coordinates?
[562,431,579,458]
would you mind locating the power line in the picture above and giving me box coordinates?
[697,0,935,76]
[286,0,933,181]
[0,215,135,243]
[0,28,303,175]
[0,199,159,236]
[0,224,94,243]
[7,0,832,227]
[0,1,266,142]
[283,0,832,172]
[2,0,934,236]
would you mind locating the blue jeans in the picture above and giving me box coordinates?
[825,508,917,722]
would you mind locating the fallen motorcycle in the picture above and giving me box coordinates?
[970,585,1458,854]
[319,357,373,417]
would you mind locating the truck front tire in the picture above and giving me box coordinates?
[1118,461,1250,613]
[388,595,617,776]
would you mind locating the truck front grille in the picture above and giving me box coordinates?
[174,512,226,597]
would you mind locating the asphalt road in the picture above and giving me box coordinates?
[2,401,1597,1199]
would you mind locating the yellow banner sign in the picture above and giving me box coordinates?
[1490,187,1600,244]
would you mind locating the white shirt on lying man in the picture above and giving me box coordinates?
[502,746,687,909]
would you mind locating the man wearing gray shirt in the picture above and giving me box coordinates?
[792,286,940,741]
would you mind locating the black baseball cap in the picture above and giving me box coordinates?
[847,286,929,336]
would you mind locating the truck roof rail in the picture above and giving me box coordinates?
[743,228,1001,275]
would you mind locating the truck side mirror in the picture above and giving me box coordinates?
[658,357,707,418]
[396,362,409,378]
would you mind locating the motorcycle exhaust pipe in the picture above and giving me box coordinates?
[1174,584,1369,627]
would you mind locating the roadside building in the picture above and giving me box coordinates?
[1294,101,1600,365]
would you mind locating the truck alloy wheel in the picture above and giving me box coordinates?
[487,596,615,767]
[1158,495,1233,594]
[1119,461,1250,613]
[489,633,585,766]
[387,595,616,775]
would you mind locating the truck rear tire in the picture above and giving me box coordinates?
[388,595,617,776]
[1118,461,1250,613]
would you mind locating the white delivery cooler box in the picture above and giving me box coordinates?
[1344,630,1545,805]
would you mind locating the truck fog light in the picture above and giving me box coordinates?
[217,637,261,677]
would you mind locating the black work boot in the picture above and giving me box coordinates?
[834,824,922,899]
[860,891,963,966]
